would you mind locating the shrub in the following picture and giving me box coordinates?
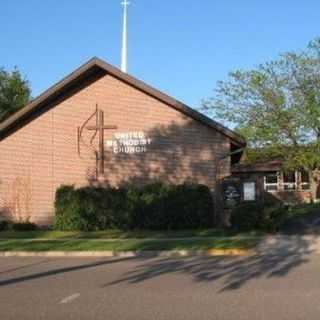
[54,183,213,231]
[231,200,288,232]
[55,185,76,212]
[54,185,83,231]
[0,220,9,232]
[124,183,212,230]
[231,202,261,231]
[258,205,288,232]
[11,222,38,231]
[0,214,37,232]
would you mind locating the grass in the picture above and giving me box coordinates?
[0,229,262,240]
[4,203,319,252]
[0,238,258,252]
[4,202,319,251]
[0,229,261,252]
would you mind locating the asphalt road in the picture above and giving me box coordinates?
[1,247,320,320]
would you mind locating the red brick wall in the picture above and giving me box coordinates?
[0,72,231,225]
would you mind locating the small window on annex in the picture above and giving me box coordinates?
[264,173,278,191]
[301,170,310,190]
[283,171,297,191]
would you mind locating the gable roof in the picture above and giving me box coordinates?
[0,57,246,146]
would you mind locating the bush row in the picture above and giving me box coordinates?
[231,200,288,232]
[54,183,214,231]
[0,220,38,232]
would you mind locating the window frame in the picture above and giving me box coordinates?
[300,170,311,191]
[264,170,311,193]
[264,173,279,192]
[282,171,298,192]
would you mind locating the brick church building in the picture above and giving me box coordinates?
[0,58,246,225]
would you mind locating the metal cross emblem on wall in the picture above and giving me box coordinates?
[78,105,117,176]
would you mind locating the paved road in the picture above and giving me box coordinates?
[1,241,320,320]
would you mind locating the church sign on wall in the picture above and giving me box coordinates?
[105,131,152,154]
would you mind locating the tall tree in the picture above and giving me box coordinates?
[0,68,31,123]
[202,38,320,172]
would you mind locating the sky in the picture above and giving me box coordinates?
[1,0,320,110]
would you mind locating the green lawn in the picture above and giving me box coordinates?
[0,229,262,240]
[3,203,319,252]
[0,229,261,252]
[0,238,258,252]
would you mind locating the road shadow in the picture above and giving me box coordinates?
[0,257,134,287]
[0,236,316,291]
[106,236,316,291]
[0,258,52,275]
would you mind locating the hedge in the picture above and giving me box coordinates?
[0,220,38,232]
[231,200,288,232]
[54,183,214,231]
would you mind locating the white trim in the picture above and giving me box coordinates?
[264,170,311,192]
[264,173,279,191]
[283,171,298,192]
[300,171,311,191]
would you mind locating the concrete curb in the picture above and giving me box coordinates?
[0,249,254,258]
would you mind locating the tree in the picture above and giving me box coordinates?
[0,68,31,123]
[202,38,320,172]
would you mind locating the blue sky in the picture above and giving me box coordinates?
[1,0,319,110]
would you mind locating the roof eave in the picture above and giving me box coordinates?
[0,57,246,146]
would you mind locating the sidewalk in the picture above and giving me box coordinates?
[256,235,320,255]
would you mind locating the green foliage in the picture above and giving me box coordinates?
[0,219,39,232]
[203,37,320,171]
[231,202,260,231]
[231,200,288,232]
[0,220,9,232]
[125,183,213,230]
[54,185,85,231]
[242,147,283,164]
[0,68,31,123]
[54,183,214,231]
[11,222,38,231]
[279,203,320,233]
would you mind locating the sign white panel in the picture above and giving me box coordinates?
[105,131,152,154]
[243,182,256,201]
